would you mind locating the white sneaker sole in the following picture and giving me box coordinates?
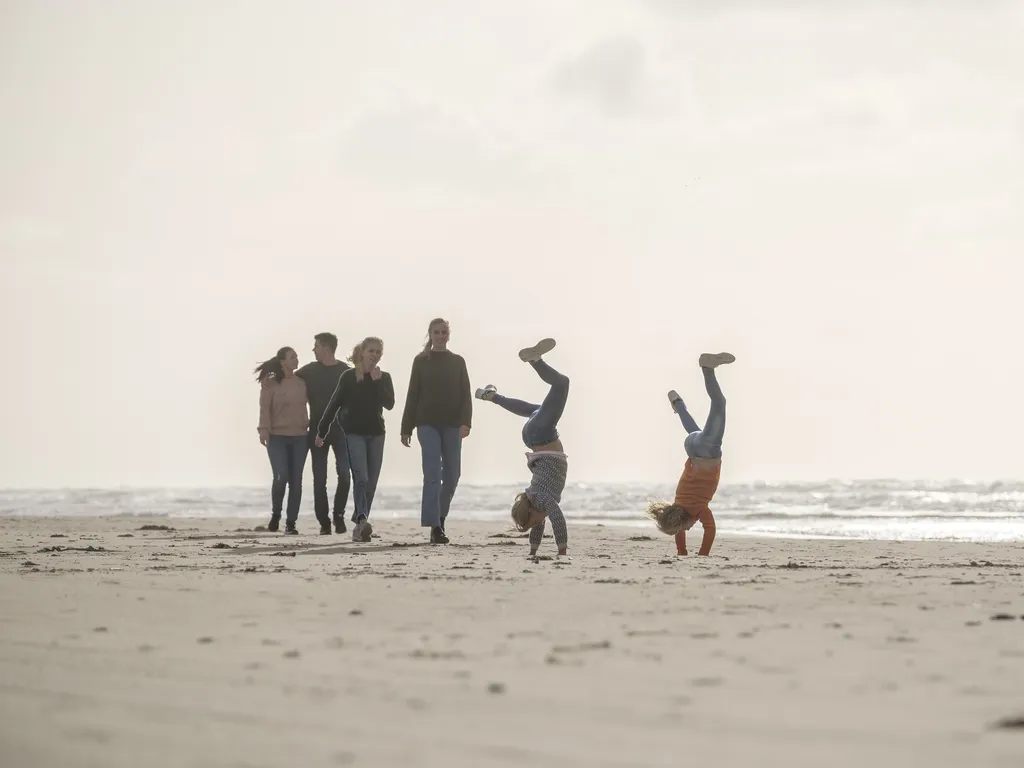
[519,338,556,362]
[698,352,735,369]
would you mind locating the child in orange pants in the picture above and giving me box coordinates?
[646,352,734,556]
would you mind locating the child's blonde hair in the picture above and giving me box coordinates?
[510,492,536,532]
[645,501,689,536]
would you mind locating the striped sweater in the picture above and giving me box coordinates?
[524,450,568,550]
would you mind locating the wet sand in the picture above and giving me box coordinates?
[1,515,1023,767]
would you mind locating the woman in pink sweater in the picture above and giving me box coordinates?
[254,347,309,534]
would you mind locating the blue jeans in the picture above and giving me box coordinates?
[491,359,570,448]
[267,434,309,525]
[346,433,385,523]
[676,367,726,460]
[308,428,350,527]
[417,425,462,528]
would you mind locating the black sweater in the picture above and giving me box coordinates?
[316,368,395,438]
[400,350,472,435]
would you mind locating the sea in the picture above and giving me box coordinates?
[2,480,1023,543]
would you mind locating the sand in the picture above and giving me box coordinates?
[1,516,1022,768]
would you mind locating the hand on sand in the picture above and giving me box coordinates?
[401,434,412,447]
[460,425,471,439]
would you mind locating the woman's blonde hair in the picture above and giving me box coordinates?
[645,501,688,536]
[510,492,536,532]
[348,336,384,377]
[418,317,450,357]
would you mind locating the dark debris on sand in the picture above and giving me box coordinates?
[992,715,1024,730]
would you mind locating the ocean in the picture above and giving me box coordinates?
[2,480,1023,543]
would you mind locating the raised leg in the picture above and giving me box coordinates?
[673,399,701,434]
[491,394,541,418]
[523,359,570,447]
[700,367,727,447]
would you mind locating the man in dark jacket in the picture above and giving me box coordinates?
[296,332,351,534]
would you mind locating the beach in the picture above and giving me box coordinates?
[1,515,1022,768]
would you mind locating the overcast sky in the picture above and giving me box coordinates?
[2,0,1022,489]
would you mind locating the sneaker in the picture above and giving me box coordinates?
[267,515,281,533]
[353,519,373,543]
[475,384,497,401]
[698,352,736,369]
[430,526,449,545]
[518,338,556,363]
[667,389,682,408]
[334,519,347,534]
[319,525,332,535]
[284,525,298,536]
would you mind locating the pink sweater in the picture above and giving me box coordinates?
[258,376,309,436]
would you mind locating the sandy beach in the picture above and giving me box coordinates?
[1,516,1022,768]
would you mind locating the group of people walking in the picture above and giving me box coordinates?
[254,318,470,543]
[255,316,737,557]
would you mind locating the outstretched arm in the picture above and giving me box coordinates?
[529,491,569,554]
[696,510,716,555]
[458,357,473,430]
[258,381,273,444]
[674,530,687,556]
[316,370,351,440]
[400,359,421,437]
[529,518,546,553]
[676,510,716,556]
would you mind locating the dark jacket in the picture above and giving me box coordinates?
[317,368,395,438]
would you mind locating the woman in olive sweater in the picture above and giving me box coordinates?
[400,317,473,544]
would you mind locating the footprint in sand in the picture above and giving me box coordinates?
[691,677,723,687]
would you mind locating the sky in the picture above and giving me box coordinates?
[2,0,1023,489]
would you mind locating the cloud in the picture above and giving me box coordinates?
[339,102,547,198]
[548,37,648,117]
